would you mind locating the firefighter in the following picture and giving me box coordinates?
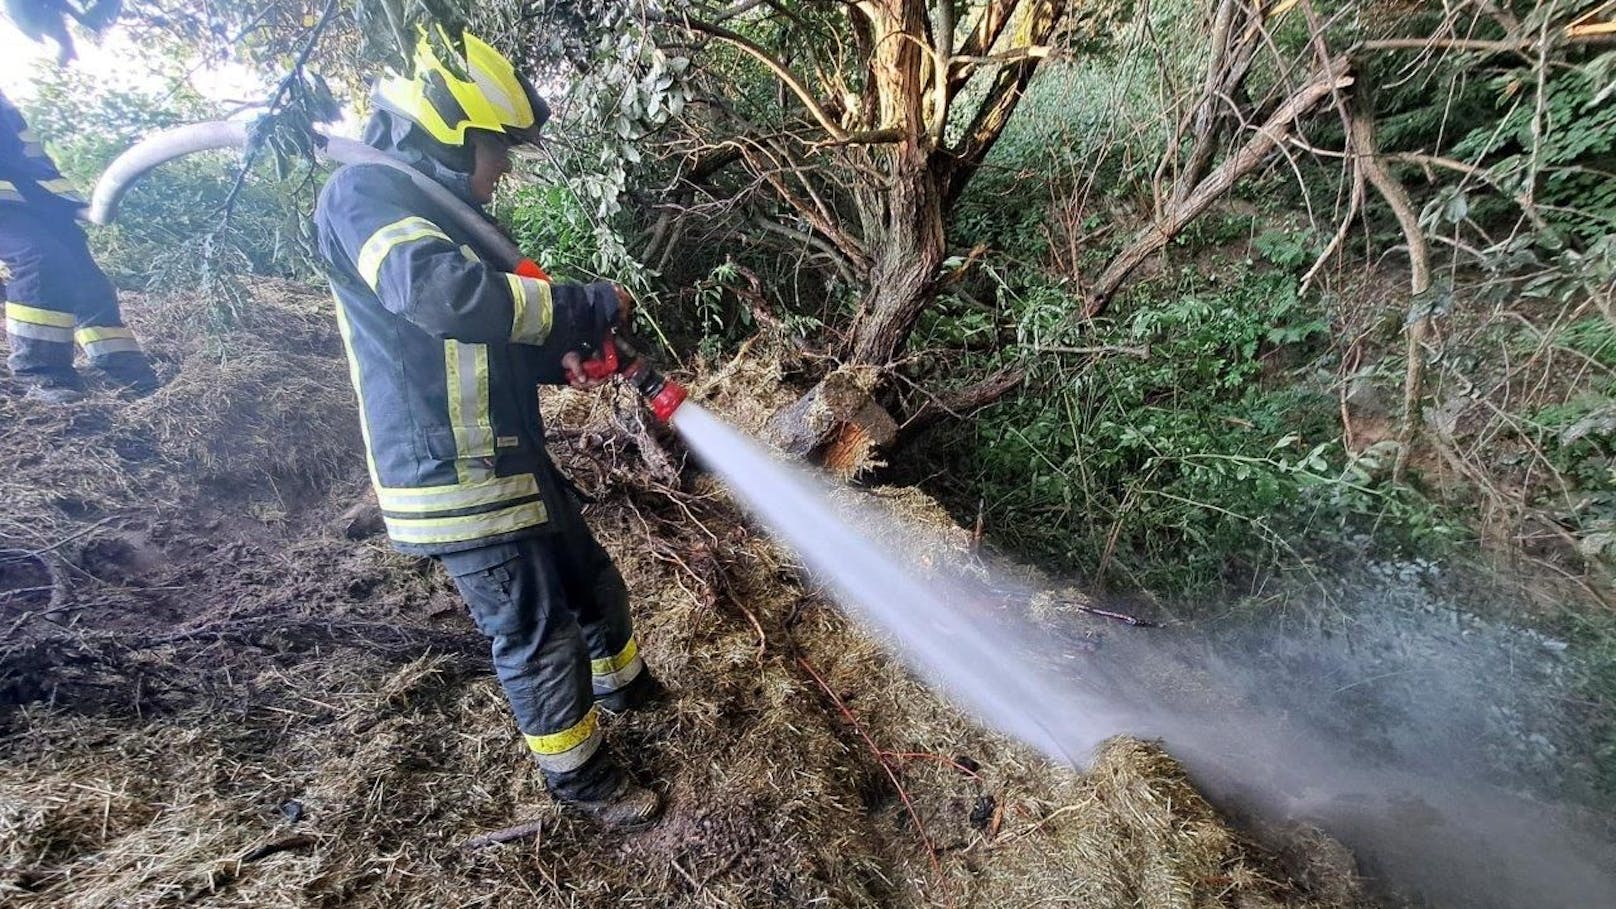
[1,89,158,403]
[313,31,663,827]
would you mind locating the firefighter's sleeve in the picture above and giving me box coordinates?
[318,167,618,350]
[0,97,83,205]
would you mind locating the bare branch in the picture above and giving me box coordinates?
[1088,59,1354,314]
[1351,102,1431,483]
[930,0,955,145]
[953,0,1023,88]
[751,215,862,285]
[1391,152,1548,230]
[1359,32,1615,53]
[945,0,1066,204]
[683,16,850,141]
[900,367,1027,434]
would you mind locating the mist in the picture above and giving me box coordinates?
[673,402,1616,908]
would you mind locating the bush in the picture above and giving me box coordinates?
[917,267,1455,595]
[24,67,320,315]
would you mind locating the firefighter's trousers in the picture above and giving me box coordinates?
[439,485,643,801]
[0,205,149,386]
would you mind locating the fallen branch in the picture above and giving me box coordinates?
[463,818,547,850]
[796,655,951,904]
[900,367,1028,434]
[1059,601,1158,628]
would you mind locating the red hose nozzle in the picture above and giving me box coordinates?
[570,333,688,423]
[647,378,688,423]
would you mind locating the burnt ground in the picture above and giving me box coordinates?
[0,283,1364,908]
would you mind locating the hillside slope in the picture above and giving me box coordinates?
[0,283,1361,907]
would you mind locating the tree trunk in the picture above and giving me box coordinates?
[848,147,948,366]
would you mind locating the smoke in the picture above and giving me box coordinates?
[672,403,1616,908]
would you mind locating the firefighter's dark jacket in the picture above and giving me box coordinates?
[315,110,619,556]
[0,90,85,216]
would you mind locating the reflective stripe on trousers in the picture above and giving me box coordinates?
[591,636,644,695]
[524,705,604,772]
[75,325,143,358]
[4,301,74,343]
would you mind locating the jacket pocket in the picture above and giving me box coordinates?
[441,544,528,636]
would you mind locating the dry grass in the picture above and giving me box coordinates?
[1,284,1365,907]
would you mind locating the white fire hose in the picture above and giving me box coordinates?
[87,120,523,270]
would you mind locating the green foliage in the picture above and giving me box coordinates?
[925,266,1454,594]
[496,182,603,282]
[470,1,694,290]
[1447,52,1616,246]
[25,68,319,308]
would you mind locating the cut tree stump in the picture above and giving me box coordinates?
[765,369,898,476]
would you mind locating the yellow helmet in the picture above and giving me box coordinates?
[374,30,547,148]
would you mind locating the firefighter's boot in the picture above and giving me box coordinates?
[597,670,666,715]
[21,373,85,404]
[564,777,662,828]
[93,351,160,397]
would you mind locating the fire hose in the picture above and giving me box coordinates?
[88,121,686,423]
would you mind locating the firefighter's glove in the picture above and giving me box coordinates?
[562,283,631,390]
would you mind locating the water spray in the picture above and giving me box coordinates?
[89,118,1616,907]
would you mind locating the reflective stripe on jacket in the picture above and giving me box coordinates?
[314,161,619,555]
[0,91,85,215]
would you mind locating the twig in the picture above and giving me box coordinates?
[463,818,547,849]
[884,751,983,780]
[670,858,707,893]
[1,517,117,561]
[1031,345,1150,358]
[1075,603,1156,627]
[218,0,339,223]
[796,655,952,905]
[238,834,317,863]
[991,802,1092,845]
